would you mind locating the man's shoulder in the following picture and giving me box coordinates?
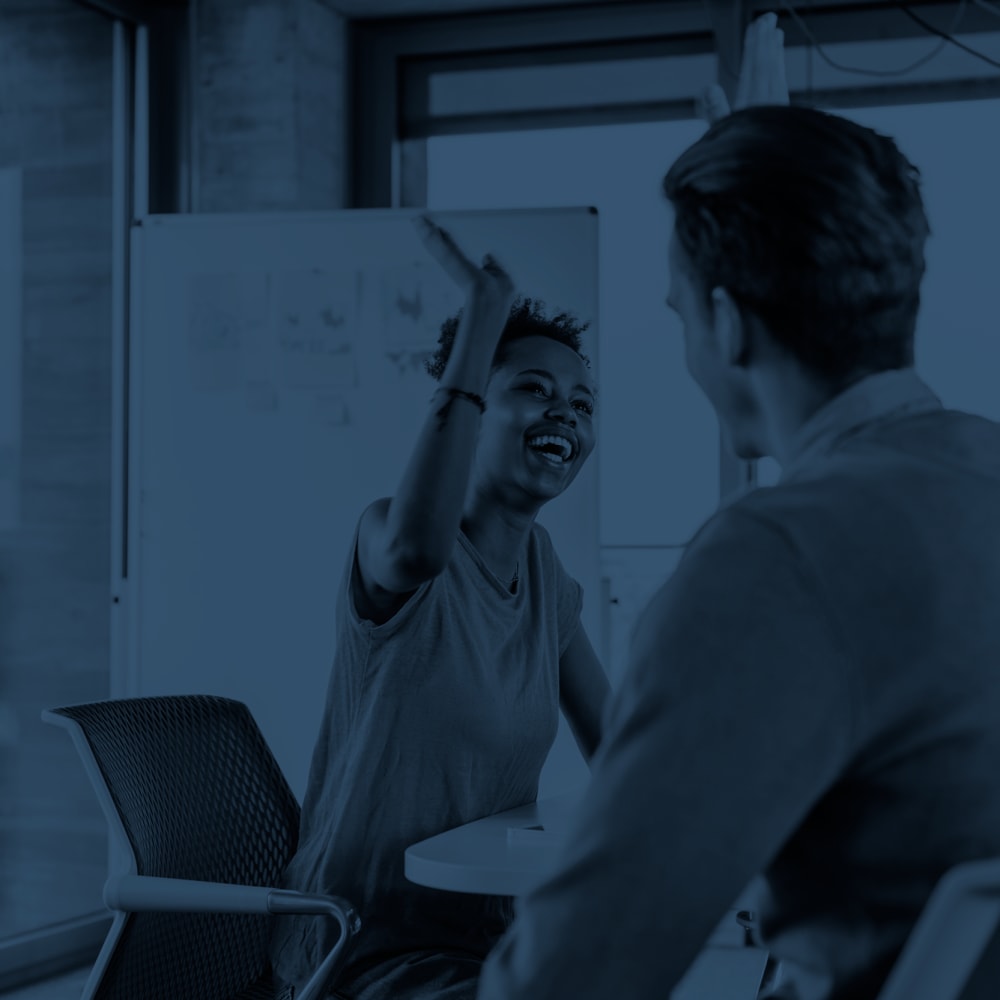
[687,487,811,556]
[671,483,855,600]
[657,497,812,613]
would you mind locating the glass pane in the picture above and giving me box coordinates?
[0,0,114,940]
[428,52,715,117]
[838,98,1000,423]
[417,28,1000,136]
[601,547,686,685]
[427,121,720,547]
[783,30,1000,95]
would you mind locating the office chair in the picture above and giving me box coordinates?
[729,861,1000,1000]
[874,855,1000,1000]
[43,695,360,1000]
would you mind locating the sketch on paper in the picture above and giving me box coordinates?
[187,272,269,392]
[380,260,461,373]
[309,392,351,428]
[273,269,359,390]
[246,380,279,413]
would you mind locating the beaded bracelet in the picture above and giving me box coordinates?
[434,386,486,412]
[432,386,486,430]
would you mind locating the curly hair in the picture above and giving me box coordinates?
[424,296,591,381]
[663,105,931,383]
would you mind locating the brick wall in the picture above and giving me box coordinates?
[193,0,349,211]
[0,0,352,943]
[0,0,114,937]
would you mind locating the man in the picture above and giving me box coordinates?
[476,15,1000,1000]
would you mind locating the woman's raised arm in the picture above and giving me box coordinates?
[355,219,515,614]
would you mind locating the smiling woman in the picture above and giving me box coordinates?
[426,121,721,552]
[427,296,595,490]
[268,222,610,1000]
[473,337,595,492]
[426,296,595,478]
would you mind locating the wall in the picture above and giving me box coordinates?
[0,0,351,951]
[193,0,349,211]
[0,0,114,939]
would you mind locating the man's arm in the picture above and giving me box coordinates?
[478,506,857,999]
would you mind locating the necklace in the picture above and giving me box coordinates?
[511,562,519,593]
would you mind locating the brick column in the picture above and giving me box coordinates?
[193,0,348,211]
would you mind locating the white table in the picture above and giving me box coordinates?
[404,791,770,998]
[404,791,582,897]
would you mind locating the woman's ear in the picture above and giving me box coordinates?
[710,286,750,367]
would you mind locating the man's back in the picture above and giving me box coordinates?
[477,373,1000,1000]
[742,399,1000,998]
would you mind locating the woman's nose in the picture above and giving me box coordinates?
[546,397,576,426]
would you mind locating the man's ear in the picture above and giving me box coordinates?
[710,286,750,367]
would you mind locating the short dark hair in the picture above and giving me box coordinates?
[424,295,591,381]
[663,105,931,382]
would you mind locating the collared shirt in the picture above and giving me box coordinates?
[781,368,943,480]
[478,366,1000,1000]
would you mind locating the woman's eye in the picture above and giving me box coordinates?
[573,400,594,415]
[523,382,548,396]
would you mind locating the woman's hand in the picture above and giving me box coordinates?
[415,216,516,352]
[352,217,516,609]
[699,11,788,125]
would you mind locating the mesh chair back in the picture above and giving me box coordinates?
[50,695,299,1000]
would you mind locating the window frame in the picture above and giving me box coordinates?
[350,0,1000,502]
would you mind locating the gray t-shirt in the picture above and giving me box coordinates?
[270,518,583,994]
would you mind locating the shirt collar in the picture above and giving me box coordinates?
[780,367,941,481]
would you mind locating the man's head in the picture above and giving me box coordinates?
[663,104,931,459]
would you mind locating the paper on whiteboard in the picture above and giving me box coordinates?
[380,260,462,367]
[245,379,279,413]
[273,269,359,389]
[187,272,269,391]
[308,392,351,428]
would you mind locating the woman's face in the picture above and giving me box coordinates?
[472,335,597,508]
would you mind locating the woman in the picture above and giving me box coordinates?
[270,217,610,1000]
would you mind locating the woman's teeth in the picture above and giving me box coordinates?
[526,434,573,462]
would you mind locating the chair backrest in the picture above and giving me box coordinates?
[45,695,300,1000]
[876,857,1000,1000]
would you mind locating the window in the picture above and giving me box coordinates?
[379,0,1000,518]
[428,121,719,549]
[755,96,1000,491]
[427,94,1000,677]
[844,98,1000,425]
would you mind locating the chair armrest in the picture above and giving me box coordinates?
[104,876,360,1000]
[104,875,356,923]
[105,874,271,914]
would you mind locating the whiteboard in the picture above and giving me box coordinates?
[124,207,601,800]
